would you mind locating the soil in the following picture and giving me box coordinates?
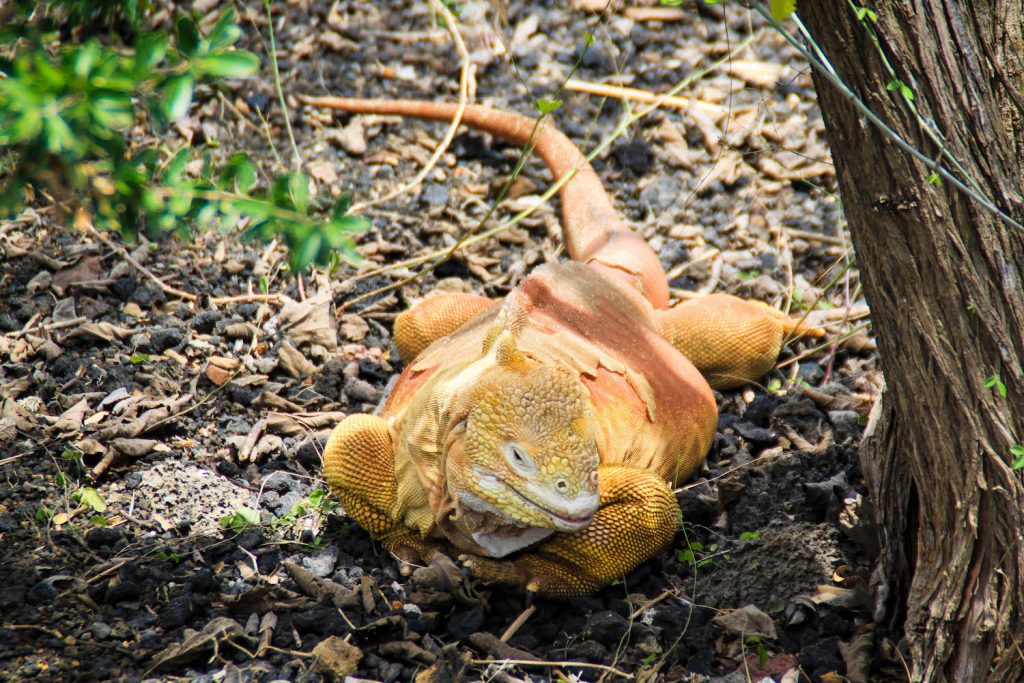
[1,1,887,681]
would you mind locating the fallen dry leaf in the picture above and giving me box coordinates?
[277,287,337,350]
[712,604,777,639]
[340,314,370,342]
[278,340,318,378]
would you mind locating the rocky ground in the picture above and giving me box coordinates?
[0,1,891,681]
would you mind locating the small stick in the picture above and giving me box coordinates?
[623,6,687,22]
[565,78,727,118]
[209,292,284,305]
[317,0,472,214]
[500,605,536,642]
[89,227,198,302]
[470,659,633,679]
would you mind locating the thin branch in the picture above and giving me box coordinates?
[470,658,633,679]
[565,78,727,117]
[755,3,1024,234]
[263,0,302,170]
[88,227,198,301]
[345,0,472,214]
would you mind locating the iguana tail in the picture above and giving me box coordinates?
[299,96,669,308]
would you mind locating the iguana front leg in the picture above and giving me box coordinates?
[394,292,493,362]
[323,414,442,569]
[459,464,680,597]
[656,293,823,390]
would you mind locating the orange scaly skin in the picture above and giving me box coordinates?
[313,97,821,597]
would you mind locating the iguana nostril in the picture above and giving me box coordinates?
[555,479,569,493]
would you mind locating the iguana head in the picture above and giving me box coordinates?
[445,336,600,534]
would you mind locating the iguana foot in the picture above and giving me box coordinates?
[323,414,445,569]
[459,464,679,597]
[394,291,493,362]
[657,293,823,390]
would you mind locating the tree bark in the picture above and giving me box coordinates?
[797,1,1024,680]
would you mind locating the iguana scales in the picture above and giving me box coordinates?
[305,96,817,597]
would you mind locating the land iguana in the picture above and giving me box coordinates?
[302,96,819,597]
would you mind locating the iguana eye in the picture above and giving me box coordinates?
[504,443,536,474]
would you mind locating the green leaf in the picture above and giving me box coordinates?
[1012,445,1024,471]
[985,374,1007,398]
[43,114,78,154]
[73,40,102,78]
[163,73,195,121]
[536,98,563,115]
[855,6,878,22]
[92,94,135,129]
[77,487,107,513]
[739,530,761,541]
[135,32,168,71]
[290,230,322,272]
[130,353,150,364]
[208,9,243,49]
[769,0,796,21]
[196,50,260,79]
[176,16,201,55]
[928,171,942,187]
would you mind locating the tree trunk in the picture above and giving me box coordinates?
[797,1,1024,680]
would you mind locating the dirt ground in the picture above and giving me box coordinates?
[1,1,891,681]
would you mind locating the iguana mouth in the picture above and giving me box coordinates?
[502,481,596,531]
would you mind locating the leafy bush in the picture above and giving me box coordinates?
[0,2,367,272]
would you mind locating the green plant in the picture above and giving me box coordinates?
[985,374,1008,398]
[0,2,369,272]
[744,635,769,668]
[1011,445,1024,471]
[220,507,260,533]
[71,486,106,513]
[271,488,340,543]
[738,530,761,542]
[676,539,717,569]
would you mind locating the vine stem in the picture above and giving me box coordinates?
[263,0,302,170]
[755,2,1024,233]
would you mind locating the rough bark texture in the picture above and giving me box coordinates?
[798,1,1024,680]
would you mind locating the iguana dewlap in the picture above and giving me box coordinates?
[308,96,818,596]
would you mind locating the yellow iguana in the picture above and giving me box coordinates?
[304,96,818,597]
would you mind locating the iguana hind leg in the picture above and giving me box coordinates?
[656,293,823,390]
[394,292,493,362]
[323,414,440,569]
[460,464,679,597]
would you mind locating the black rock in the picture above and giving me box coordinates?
[189,568,216,593]
[216,459,241,477]
[85,525,124,549]
[160,592,193,630]
[686,647,715,674]
[743,394,782,427]
[129,282,165,308]
[295,439,324,470]
[192,310,223,334]
[733,421,777,445]
[583,610,631,646]
[447,604,485,641]
[106,578,141,603]
[150,327,185,352]
[798,635,843,678]
[567,638,608,662]
[110,276,137,301]
[798,361,825,386]
[292,606,352,635]
[234,528,265,550]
